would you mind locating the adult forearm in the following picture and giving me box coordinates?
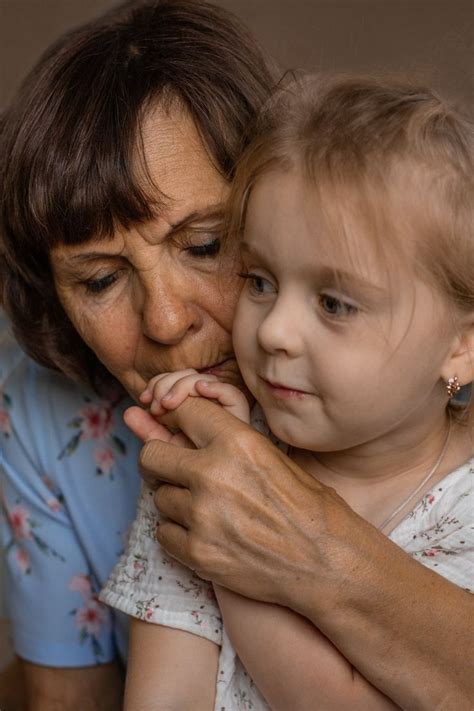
[293,519,473,711]
[131,401,473,710]
[22,659,124,711]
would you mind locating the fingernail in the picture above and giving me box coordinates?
[161,392,173,401]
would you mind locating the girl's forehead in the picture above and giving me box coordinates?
[244,168,412,286]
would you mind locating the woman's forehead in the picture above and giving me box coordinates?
[137,102,229,207]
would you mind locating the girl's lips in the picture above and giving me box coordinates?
[261,377,308,400]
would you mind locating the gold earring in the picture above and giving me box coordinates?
[446,375,461,398]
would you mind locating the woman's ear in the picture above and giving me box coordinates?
[440,316,474,387]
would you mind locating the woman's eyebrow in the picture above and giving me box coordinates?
[167,206,226,234]
[53,206,227,265]
[50,250,124,266]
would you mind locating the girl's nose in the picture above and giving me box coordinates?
[256,301,303,358]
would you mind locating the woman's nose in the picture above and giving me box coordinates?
[141,281,202,346]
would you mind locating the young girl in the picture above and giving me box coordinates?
[101,76,473,709]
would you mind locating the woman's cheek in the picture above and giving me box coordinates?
[60,292,136,374]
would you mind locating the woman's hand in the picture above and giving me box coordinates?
[125,397,349,610]
[125,397,474,710]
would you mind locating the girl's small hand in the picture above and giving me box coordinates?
[140,369,250,423]
[194,380,250,423]
[139,369,202,414]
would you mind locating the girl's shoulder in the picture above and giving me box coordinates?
[390,458,473,591]
[393,457,473,535]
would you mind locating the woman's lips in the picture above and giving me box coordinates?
[260,377,308,400]
[197,357,237,376]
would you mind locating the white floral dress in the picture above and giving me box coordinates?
[101,410,473,710]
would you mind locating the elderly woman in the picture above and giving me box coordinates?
[0,1,272,707]
[0,1,472,710]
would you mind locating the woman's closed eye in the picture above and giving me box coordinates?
[185,237,221,257]
[180,224,222,258]
[319,292,358,318]
[83,272,119,295]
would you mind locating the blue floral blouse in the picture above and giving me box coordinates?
[0,311,141,666]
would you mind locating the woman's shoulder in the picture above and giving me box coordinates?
[0,309,140,481]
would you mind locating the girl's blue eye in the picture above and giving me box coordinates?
[84,273,118,294]
[319,293,357,317]
[240,272,275,295]
[186,238,221,257]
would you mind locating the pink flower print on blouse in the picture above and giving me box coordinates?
[93,446,115,476]
[74,598,108,639]
[58,397,127,479]
[15,547,31,575]
[134,595,161,621]
[80,404,114,441]
[9,505,32,540]
[0,408,12,437]
[0,390,12,437]
[3,499,66,563]
[69,574,110,659]
[41,475,64,511]
[421,544,457,558]
[69,573,93,598]
[46,498,62,513]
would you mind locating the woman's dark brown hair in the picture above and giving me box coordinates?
[0,0,275,389]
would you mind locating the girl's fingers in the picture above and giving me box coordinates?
[157,374,219,411]
[194,380,250,422]
[140,369,198,404]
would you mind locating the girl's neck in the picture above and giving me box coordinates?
[292,411,471,532]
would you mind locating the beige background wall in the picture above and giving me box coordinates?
[1,0,473,111]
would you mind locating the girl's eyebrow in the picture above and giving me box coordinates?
[241,241,388,296]
[315,267,388,296]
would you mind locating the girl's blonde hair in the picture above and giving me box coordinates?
[227,74,473,318]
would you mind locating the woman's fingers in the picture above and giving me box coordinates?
[156,520,194,572]
[155,484,192,528]
[139,436,197,488]
[124,406,174,443]
[159,396,248,449]
[138,398,251,489]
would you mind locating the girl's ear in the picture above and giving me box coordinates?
[440,316,474,387]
